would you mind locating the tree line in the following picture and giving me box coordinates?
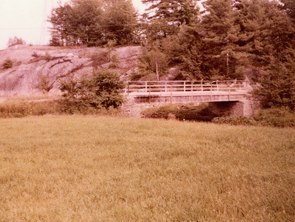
[49,0,295,110]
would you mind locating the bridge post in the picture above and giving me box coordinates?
[201,80,203,91]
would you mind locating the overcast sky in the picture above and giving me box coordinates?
[0,0,146,50]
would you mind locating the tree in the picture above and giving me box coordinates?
[102,0,138,45]
[49,0,103,46]
[257,50,295,110]
[235,0,294,69]
[280,0,295,21]
[137,46,168,80]
[141,0,198,40]
[236,0,295,109]
[7,36,26,47]
[60,69,125,112]
[196,0,245,79]
[175,0,294,80]
[48,0,138,46]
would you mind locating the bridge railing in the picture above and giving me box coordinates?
[124,80,249,94]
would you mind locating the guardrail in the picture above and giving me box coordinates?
[125,80,249,94]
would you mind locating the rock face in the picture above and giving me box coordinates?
[0,45,141,97]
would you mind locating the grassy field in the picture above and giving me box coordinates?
[0,115,294,221]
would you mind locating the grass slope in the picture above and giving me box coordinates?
[0,116,294,221]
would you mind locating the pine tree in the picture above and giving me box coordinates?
[195,0,243,79]
[235,0,294,69]
[258,51,295,109]
[280,0,295,21]
[141,0,198,39]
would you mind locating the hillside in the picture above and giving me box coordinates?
[0,45,141,99]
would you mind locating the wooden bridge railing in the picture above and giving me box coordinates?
[124,80,249,94]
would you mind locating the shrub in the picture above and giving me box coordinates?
[3,57,13,69]
[254,107,295,127]
[91,51,109,69]
[60,69,125,113]
[43,52,52,61]
[38,75,53,93]
[212,108,295,128]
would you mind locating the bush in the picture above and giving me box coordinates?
[60,69,125,113]
[43,52,52,61]
[3,57,13,69]
[38,75,53,93]
[91,51,110,69]
[254,107,295,127]
[212,108,295,128]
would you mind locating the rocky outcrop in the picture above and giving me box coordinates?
[0,45,141,97]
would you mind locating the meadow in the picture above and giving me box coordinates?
[0,115,294,221]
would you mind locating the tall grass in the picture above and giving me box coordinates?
[0,116,294,221]
[0,100,122,118]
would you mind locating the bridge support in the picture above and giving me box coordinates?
[208,98,254,117]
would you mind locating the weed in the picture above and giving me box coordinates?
[38,75,53,93]
[91,51,109,68]
[43,52,52,61]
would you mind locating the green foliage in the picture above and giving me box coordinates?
[38,75,53,93]
[281,0,295,22]
[2,57,13,69]
[49,0,104,46]
[60,69,125,113]
[257,51,295,110]
[43,52,52,61]
[49,0,138,47]
[254,107,295,128]
[212,108,295,128]
[141,0,198,40]
[137,47,168,80]
[91,51,110,69]
[7,36,26,47]
[102,0,138,45]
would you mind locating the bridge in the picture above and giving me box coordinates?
[123,80,256,117]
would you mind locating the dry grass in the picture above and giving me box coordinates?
[0,115,294,221]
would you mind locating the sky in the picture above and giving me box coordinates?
[0,0,146,50]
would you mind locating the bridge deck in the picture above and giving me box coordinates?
[124,80,250,103]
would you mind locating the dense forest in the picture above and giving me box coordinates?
[49,0,295,110]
